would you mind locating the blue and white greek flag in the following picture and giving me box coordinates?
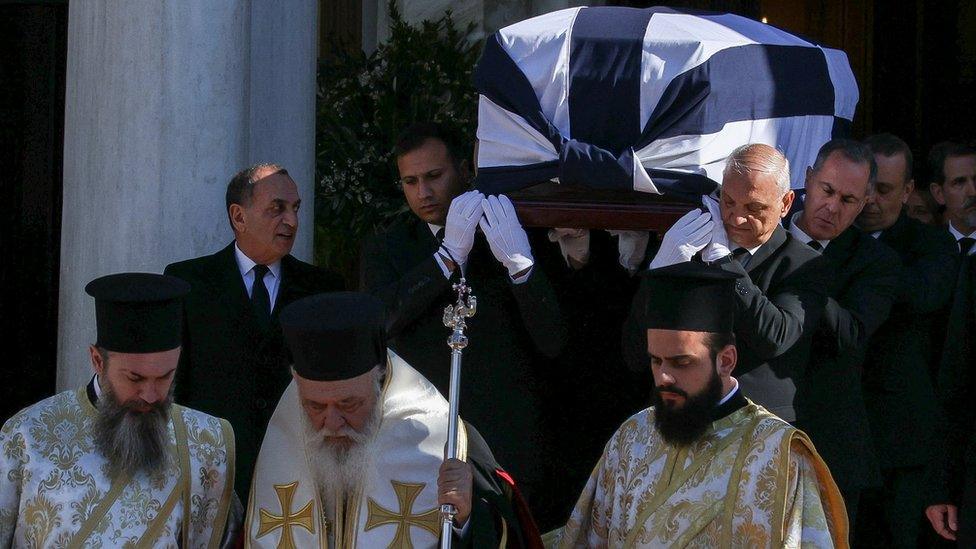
[473,6,859,199]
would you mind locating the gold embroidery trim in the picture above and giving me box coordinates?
[257,481,316,548]
[67,389,133,549]
[172,406,192,548]
[364,481,440,548]
[717,414,764,548]
[623,413,757,547]
[779,430,850,548]
[209,417,237,549]
[498,516,508,549]
[135,480,183,548]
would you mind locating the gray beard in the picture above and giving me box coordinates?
[302,403,382,516]
[92,382,173,479]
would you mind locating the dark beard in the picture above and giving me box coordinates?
[93,382,173,478]
[653,369,724,447]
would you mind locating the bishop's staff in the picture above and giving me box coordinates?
[440,278,476,549]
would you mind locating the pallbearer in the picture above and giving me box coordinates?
[548,262,847,548]
[244,292,541,548]
[0,273,239,548]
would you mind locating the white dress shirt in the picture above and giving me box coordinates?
[429,223,530,284]
[948,222,976,256]
[234,243,283,310]
[787,212,830,252]
[93,374,104,400]
[717,378,740,406]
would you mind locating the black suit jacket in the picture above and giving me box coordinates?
[927,253,976,513]
[625,225,828,421]
[463,421,543,548]
[793,225,900,492]
[164,243,344,500]
[360,216,566,511]
[862,213,958,469]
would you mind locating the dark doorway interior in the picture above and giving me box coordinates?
[0,2,68,421]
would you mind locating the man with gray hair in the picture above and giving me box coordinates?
[165,163,344,502]
[628,143,829,423]
[787,139,901,532]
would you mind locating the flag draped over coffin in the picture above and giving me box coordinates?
[473,6,859,200]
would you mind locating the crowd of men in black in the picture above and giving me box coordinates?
[168,123,976,547]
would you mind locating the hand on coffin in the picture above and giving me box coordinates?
[438,458,474,527]
[608,230,650,274]
[648,209,713,269]
[700,195,732,262]
[480,194,535,278]
[548,228,591,269]
[441,190,484,266]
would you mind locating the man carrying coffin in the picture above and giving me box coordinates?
[245,292,541,548]
[549,262,847,548]
[0,273,239,548]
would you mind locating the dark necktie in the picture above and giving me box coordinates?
[732,247,751,267]
[808,240,823,252]
[960,237,975,256]
[251,264,271,327]
[435,227,445,243]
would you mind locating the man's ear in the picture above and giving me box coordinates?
[780,189,795,218]
[89,345,105,377]
[929,182,946,206]
[229,204,246,233]
[717,344,737,377]
[458,158,472,182]
[903,179,915,204]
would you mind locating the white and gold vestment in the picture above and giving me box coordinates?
[245,351,469,549]
[0,386,236,548]
[548,400,848,548]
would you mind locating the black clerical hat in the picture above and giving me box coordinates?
[85,272,190,353]
[280,292,386,381]
[643,262,738,333]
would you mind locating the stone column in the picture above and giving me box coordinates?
[57,1,318,390]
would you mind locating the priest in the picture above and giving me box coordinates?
[0,273,239,548]
[245,292,541,548]
[547,262,847,548]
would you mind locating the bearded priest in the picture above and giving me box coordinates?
[0,273,240,548]
[244,292,541,548]
[548,262,848,548]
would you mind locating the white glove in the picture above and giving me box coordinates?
[608,230,650,274]
[648,209,714,269]
[548,228,591,268]
[479,195,535,277]
[700,195,731,262]
[441,190,483,265]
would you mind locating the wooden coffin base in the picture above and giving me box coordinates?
[508,181,699,231]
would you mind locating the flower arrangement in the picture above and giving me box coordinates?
[315,2,481,280]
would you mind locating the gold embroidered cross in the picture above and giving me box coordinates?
[257,481,316,549]
[365,481,440,549]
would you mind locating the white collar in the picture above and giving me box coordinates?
[93,374,104,400]
[427,223,443,237]
[729,240,763,256]
[948,222,976,242]
[717,378,740,406]
[234,242,282,279]
[788,212,830,251]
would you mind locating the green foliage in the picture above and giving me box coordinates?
[314,2,481,280]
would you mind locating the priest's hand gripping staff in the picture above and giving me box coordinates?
[440,278,476,549]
